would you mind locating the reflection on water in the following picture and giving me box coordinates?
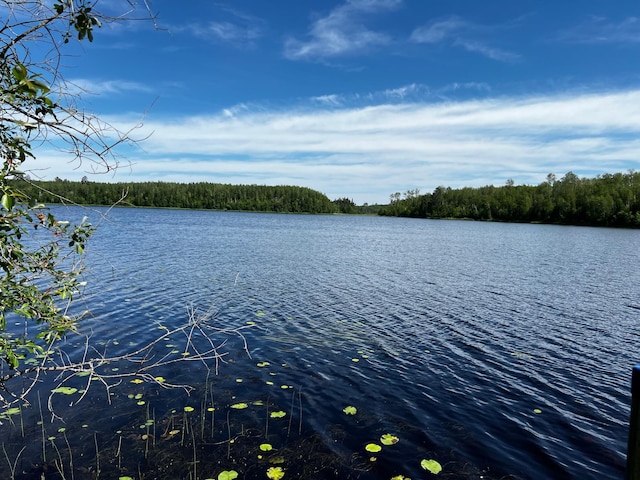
[1,207,638,479]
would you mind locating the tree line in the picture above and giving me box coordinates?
[14,178,343,214]
[380,171,640,228]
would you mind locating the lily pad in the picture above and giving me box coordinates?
[51,387,78,395]
[217,470,239,480]
[266,466,285,480]
[380,433,399,445]
[343,406,357,415]
[231,402,249,409]
[420,459,442,474]
[184,406,195,412]
[260,443,273,451]
[365,443,382,453]
[3,407,21,416]
[270,411,286,418]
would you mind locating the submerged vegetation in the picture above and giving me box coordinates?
[0,346,499,480]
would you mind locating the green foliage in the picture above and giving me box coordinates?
[380,171,640,228]
[13,179,339,214]
[333,197,357,214]
[0,0,119,398]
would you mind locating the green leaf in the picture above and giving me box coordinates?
[5,350,18,369]
[260,443,273,451]
[365,443,382,453]
[380,433,399,445]
[343,405,357,415]
[51,386,78,395]
[270,411,286,418]
[217,471,238,480]
[1,193,14,211]
[420,459,442,474]
[266,466,285,480]
[230,402,248,409]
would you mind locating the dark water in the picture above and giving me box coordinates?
[2,207,638,479]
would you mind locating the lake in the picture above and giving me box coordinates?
[1,207,638,480]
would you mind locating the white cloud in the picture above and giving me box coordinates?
[558,16,640,44]
[66,78,153,96]
[172,6,265,47]
[283,0,402,60]
[28,89,640,205]
[411,15,521,63]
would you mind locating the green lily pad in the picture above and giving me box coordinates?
[217,470,239,480]
[184,406,195,412]
[51,387,78,395]
[420,459,442,474]
[270,411,286,418]
[343,405,357,415]
[365,443,382,453]
[380,433,399,445]
[260,443,273,451]
[3,407,21,416]
[231,402,249,409]
[266,466,285,480]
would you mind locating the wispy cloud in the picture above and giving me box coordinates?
[30,88,640,204]
[67,78,154,96]
[557,16,640,44]
[175,6,265,47]
[283,0,402,61]
[411,15,520,63]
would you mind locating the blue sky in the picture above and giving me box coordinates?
[31,0,640,204]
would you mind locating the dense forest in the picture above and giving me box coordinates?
[12,171,640,227]
[380,171,640,228]
[13,179,343,214]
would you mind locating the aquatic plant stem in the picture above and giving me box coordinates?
[191,422,198,480]
[38,392,46,463]
[116,435,122,471]
[94,432,100,479]
[50,438,66,480]
[226,410,231,460]
[287,389,295,438]
[298,389,303,435]
[61,429,74,480]
[2,443,25,480]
